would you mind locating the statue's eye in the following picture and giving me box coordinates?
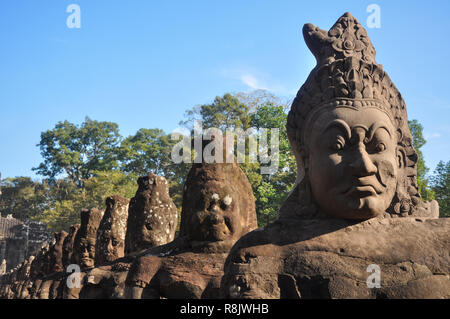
[374,143,386,153]
[331,137,345,151]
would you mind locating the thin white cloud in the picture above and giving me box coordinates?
[220,67,295,95]
[240,74,269,91]
[425,132,441,140]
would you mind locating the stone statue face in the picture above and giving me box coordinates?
[96,196,129,265]
[78,238,96,269]
[72,208,103,269]
[98,229,124,263]
[187,182,241,242]
[104,237,123,261]
[307,106,398,219]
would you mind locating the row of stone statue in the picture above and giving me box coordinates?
[0,12,448,299]
[0,153,258,298]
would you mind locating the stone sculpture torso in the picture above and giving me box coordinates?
[221,217,449,298]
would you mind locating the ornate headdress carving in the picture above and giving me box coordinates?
[284,13,437,219]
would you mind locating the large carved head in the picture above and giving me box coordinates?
[95,195,129,265]
[73,208,103,269]
[284,13,428,220]
[125,174,178,255]
[179,143,258,246]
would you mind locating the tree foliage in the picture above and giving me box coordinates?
[36,171,137,231]
[0,177,48,220]
[0,172,137,231]
[408,120,435,201]
[181,93,252,131]
[118,128,173,176]
[249,100,296,226]
[430,161,450,217]
[33,117,121,188]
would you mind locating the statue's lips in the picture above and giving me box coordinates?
[81,257,94,266]
[342,179,383,198]
[198,222,230,241]
[106,252,116,258]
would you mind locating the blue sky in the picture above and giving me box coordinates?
[1,0,449,179]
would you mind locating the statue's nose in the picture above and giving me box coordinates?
[107,239,114,251]
[349,144,377,176]
[206,213,224,225]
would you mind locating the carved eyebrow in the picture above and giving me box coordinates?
[321,119,351,140]
[367,122,392,141]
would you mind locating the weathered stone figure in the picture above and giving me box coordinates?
[29,242,50,279]
[26,231,69,299]
[72,208,104,270]
[95,195,130,265]
[124,174,178,255]
[48,230,68,274]
[221,12,449,299]
[63,210,103,299]
[62,224,80,268]
[177,143,258,251]
[125,148,258,299]
[14,257,34,299]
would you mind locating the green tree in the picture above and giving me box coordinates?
[408,120,434,201]
[13,177,86,231]
[430,161,450,217]
[0,177,48,220]
[181,93,252,131]
[119,128,173,176]
[35,171,137,231]
[118,128,189,211]
[30,117,193,231]
[82,170,138,208]
[33,117,121,187]
[249,101,296,226]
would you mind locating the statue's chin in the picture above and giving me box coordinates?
[320,197,385,220]
[193,222,232,242]
[81,258,94,269]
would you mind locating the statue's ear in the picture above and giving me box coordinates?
[288,131,309,182]
[395,129,406,169]
[299,146,309,169]
[396,146,406,169]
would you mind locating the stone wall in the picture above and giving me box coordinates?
[0,215,51,272]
